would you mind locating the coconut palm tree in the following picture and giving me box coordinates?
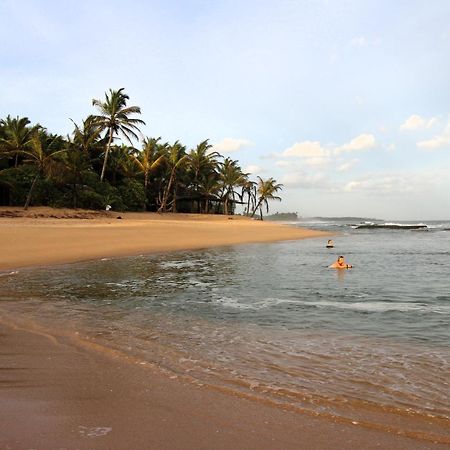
[22,130,66,209]
[158,141,188,212]
[199,173,221,213]
[188,140,221,190]
[61,141,93,208]
[241,179,257,216]
[0,115,40,167]
[251,177,283,220]
[218,158,248,215]
[133,137,166,210]
[91,88,145,182]
[70,115,104,165]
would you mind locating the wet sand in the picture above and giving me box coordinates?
[0,207,328,271]
[1,321,446,450]
[1,207,447,449]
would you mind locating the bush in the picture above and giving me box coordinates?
[118,179,145,211]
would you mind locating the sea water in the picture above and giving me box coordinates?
[1,218,449,441]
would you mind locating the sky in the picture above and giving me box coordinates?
[1,0,449,219]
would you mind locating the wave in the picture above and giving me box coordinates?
[212,296,450,314]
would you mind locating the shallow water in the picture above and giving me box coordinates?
[1,219,449,441]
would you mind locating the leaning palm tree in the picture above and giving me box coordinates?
[251,177,283,220]
[0,115,39,167]
[22,130,66,210]
[158,141,188,212]
[91,88,145,181]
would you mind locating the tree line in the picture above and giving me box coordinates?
[0,88,283,218]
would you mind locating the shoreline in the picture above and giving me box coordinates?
[1,319,446,450]
[2,207,448,449]
[0,207,329,271]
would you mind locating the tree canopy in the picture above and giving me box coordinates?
[0,88,283,218]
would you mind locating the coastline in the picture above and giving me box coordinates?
[0,207,328,271]
[1,207,448,449]
[1,320,446,450]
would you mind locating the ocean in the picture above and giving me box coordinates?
[1,217,449,442]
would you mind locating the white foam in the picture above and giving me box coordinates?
[0,270,18,277]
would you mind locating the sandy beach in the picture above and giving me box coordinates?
[1,208,448,449]
[0,207,327,271]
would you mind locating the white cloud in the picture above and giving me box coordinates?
[417,118,450,150]
[282,172,327,189]
[400,114,437,131]
[334,134,376,154]
[282,141,328,158]
[303,157,331,167]
[336,159,358,172]
[342,170,440,194]
[244,164,261,174]
[212,138,254,154]
[275,160,291,168]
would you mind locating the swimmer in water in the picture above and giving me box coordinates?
[329,255,353,269]
[326,239,334,248]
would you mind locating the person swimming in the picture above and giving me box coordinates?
[326,239,334,248]
[329,255,352,269]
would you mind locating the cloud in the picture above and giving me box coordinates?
[334,134,376,154]
[281,172,327,189]
[275,160,291,168]
[282,141,328,158]
[243,164,261,174]
[303,157,332,167]
[417,118,450,150]
[336,159,358,172]
[212,138,254,154]
[400,114,437,131]
[342,170,441,194]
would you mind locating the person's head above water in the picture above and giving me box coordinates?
[329,255,352,269]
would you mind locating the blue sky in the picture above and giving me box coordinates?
[1,0,449,219]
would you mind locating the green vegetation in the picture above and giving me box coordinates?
[0,88,282,218]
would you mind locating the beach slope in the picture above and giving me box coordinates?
[0,207,328,270]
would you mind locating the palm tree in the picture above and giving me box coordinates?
[61,141,92,208]
[218,158,248,215]
[241,179,257,216]
[22,130,66,209]
[0,115,39,167]
[91,88,145,182]
[133,137,166,210]
[70,115,104,164]
[158,141,188,212]
[199,173,221,213]
[188,140,221,190]
[251,177,283,220]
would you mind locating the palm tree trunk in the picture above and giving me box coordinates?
[172,182,177,213]
[159,170,175,212]
[100,131,114,182]
[24,173,39,210]
[143,172,148,211]
[251,198,263,218]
